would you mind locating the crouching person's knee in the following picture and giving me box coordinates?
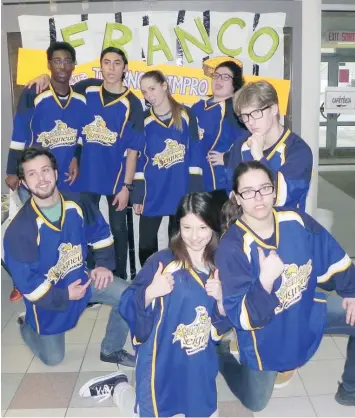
[39,349,65,366]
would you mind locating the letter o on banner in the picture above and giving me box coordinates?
[248,27,279,64]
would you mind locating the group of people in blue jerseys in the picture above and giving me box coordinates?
[4,40,355,416]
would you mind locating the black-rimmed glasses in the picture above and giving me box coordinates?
[211,73,233,81]
[237,105,271,124]
[50,58,74,66]
[237,185,274,200]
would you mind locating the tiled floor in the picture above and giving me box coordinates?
[2,176,355,417]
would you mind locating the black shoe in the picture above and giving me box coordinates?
[100,349,136,367]
[79,371,128,401]
[335,382,355,406]
[216,339,231,355]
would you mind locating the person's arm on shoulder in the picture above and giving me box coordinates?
[72,77,103,95]
[215,237,280,330]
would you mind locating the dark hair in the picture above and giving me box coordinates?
[215,60,244,92]
[170,192,221,272]
[17,147,58,180]
[47,41,76,62]
[221,161,274,231]
[100,47,128,81]
[141,70,184,131]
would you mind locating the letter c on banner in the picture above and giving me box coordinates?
[248,27,279,64]
[217,18,246,57]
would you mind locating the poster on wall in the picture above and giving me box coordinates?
[17,10,290,113]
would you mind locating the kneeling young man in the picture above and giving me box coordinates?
[4,148,135,367]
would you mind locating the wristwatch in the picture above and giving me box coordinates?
[123,183,134,192]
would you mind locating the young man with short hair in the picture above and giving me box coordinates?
[4,148,135,367]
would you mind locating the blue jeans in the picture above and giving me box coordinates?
[20,277,129,366]
[218,294,355,412]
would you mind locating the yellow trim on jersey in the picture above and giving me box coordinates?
[34,90,52,107]
[49,84,73,109]
[317,254,352,284]
[151,297,165,418]
[141,145,149,213]
[24,280,52,302]
[276,210,304,227]
[189,167,203,175]
[266,129,291,161]
[85,86,101,94]
[112,162,123,195]
[275,171,287,207]
[204,98,221,111]
[72,92,86,104]
[187,267,207,289]
[235,210,279,250]
[150,108,174,129]
[251,330,263,370]
[99,85,130,107]
[209,102,226,190]
[29,118,34,147]
[134,172,145,180]
[31,194,65,232]
[65,201,84,220]
[211,325,224,342]
[314,298,327,303]
[9,140,25,150]
[91,235,114,250]
[132,336,142,346]
[119,98,131,137]
[33,305,40,333]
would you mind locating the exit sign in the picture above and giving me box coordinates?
[327,31,355,42]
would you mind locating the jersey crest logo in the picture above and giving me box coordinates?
[152,139,185,169]
[82,115,118,146]
[275,259,312,314]
[37,120,77,149]
[46,243,83,284]
[172,306,211,355]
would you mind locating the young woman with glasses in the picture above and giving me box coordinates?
[224,80,313,211]
[191,60,248,210]
[215,161,355,411]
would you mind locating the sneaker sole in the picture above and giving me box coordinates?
[335,392,355,406]
[274,372,295,389]
[79,371,128,397]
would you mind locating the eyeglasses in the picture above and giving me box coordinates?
[211,72,233,81]
[50,58,74,66]
[238,105,271,124]
[237,185,274,200]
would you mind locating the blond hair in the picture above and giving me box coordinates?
[233,80,279,116]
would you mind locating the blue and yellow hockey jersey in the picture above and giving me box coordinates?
[216,209,355,371]
[240,129,313,211]
[76,82,144,195]
[132,107,203,216]
[4,192,114,335]
[7,85,86,191]
[119,249,231,417]
[191,97,247,192]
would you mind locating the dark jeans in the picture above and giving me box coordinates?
[21,277,129,365]
[218,293,355,412]
[83,192,128,280]
[139,215,177,267]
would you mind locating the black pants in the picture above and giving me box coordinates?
[139,215,177,267]
[83,192,128,280]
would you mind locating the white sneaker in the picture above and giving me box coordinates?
[79,371,128,403]
[113,381,136,415]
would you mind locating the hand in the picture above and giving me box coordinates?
[27,74,50,94]
[90,267,114,290]
[133,204,143,215]
[205,269,223,302]
[68,278,92,300]
[207,151,225,166]
[145,262,174,307]
[112,187,129,211]
[248,133,265,161]
[5,174,20,191]
[64,158,79,185]
[342,298,355,326]
[258,247,284,294]
[206,269,226,316]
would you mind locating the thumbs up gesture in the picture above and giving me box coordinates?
[145,262,175,307]
[258,247,285,294]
